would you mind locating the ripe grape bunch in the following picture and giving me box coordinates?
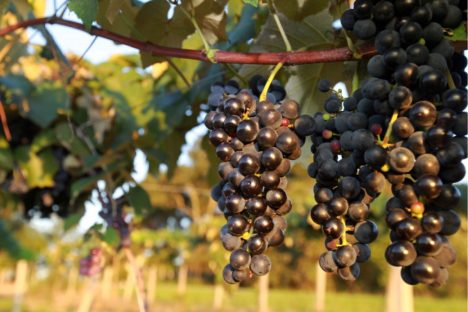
[79,247,103,276]
[204,77,314,284]
[308,0,466,285]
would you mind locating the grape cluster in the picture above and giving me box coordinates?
[4,115,74,218]
[79,247,103,276]
[204,77,314,284]
[308,90,380,281]
[306,0,467,285]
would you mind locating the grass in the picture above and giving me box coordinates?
[0,298,13,311]
[151,282,466,312]
[0,282,466,312]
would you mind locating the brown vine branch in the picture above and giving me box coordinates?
[0,16,466,65]
[0,100,12,141]
[0,16,372,65]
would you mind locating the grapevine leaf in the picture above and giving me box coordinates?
[96,0,140,36]
[0,138,13,171]
[102,227,119,246]
[159,131,186,178]
[127,185,152,214]
[239,9,350,113]
[285,62,355,115]
[150,91,189,129]
[243,0,259,7]
[228,0,244,16]
[30,129,58,153]
[14,147,59,188]
[26,82,69,128]
[183,0,229,45]
[0,220,35,260]
[0,1,8,14]
[9,0,34,19]
[68,0,98,29]
[104,0,124,23]
[201,135,219,186]
[0,75,33,97]
[63,213,82,231]
[135,1,194,66]
[274,0,329,21]
[54,123,91,159]
[449,22,467,41]
[224,4,258,49]
[239,9,336,79]
[71,172,105,199]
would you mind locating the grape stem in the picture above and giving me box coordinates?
[180,6,216,63]
[259,62,284,101]
[337,216,348,247]
[445,69,456,89]
[268,0,293,52]
[381,110,399,148]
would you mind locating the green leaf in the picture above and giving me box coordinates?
[26,82,69,128]
[30,129,58,153]
[102,227,119,246]
[0,138,13,171]
[450,22,467,41]
[0,74,33,97]
[0,220,35,260]
[274,0,329,21]
[104,0,124,23]
[54,123,91,159]
[159,131,186,178]
[14,146,59,188]
[127,185,151,214]
[68,0,98,29]
[135,1,194,67]
[184,0,229,45]
[239,9,349,113]
[285,62,354,115]
[0,0,8,14]
[63,213,83,231]
[201,135,219,186]
[71,172,105,199]
[243,0,259,7]
[150,91,188,129]
[96,0,140,37]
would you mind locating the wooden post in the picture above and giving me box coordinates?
[66,268,79,296]
[212,283,224,310]
[146,266,158,304]
[177,265,188,296]
[0,269,6,288]
[123,265,134,300]
[315,262,326,312]
[101,267,114,299]
[385,266,414,312]
[77,278,97,312]
[258,273,269,312]
[12,260,28,312]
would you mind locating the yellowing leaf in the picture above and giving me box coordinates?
[243,0,259,7]
[151,62,169,79]
[68,0,98,29]
[28,0,46,17]
[14,146,59,188]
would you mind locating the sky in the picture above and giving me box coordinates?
[28,0,467,233]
